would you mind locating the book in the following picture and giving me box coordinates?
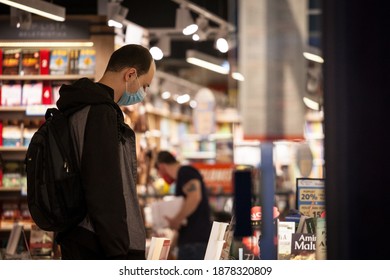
[315,217,327,260]
[22,82,43,105]
[0,48,2,75]
[29,224,54,256]
[277,220,295,260]
[2,49,21,75]
[147,237,171,260]
[77,48,96,75]
[50,49,68,75]
[290,233,316,260]
[305,217,316,234]
[39,49,50,75]
[20,49,40,75]
[204,221,229,260]
[41,82,53,105]
[5,223,23,255]
[150,196,184,230]
[296,215,310,233]
[220,216,235,260]
[2,125,22,147]
[1,82,22,106]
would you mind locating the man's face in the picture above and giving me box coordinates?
[156,163,175,185]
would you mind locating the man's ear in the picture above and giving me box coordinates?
[124,68,136,81]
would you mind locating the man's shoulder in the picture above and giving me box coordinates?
[179,165,201,177]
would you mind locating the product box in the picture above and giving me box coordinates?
[41,82,53,104]
[68,49,79,74]
[49,49,68,75]
[20,49,40,75]
[2,161,23,188]
[22,82,43,105]
[2,125,22,147]
[29,224,54,256]
[39,49,50,75]
[0,82,22,106]
[2,49,21,75]
[0,48,3,75]
[77,48,96,75]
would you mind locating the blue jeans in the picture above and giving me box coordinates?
[178,242,207,260]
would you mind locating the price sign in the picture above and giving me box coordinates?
[296,178,325,217]
[26,105,53,116]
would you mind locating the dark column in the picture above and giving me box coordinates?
[323,1,389,259]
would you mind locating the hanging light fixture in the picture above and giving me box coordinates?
[0,0,65,21]
[192,15,209,41]
[175,4,198,35]
[150,35,171,60]
[186,49,230,75]
[107,1,128,29]
[215,26,229,53]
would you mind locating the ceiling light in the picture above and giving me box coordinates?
[303,52,324,63]
[149,35,170,60]
[186,49,230,75]
[176,4,198,35]
[176,94,190,104]
[189,100,197,108]
[149,46,163,60]
[192,33,200,41]
[232,72,245,81]
[0,0,65,21]
[215,26,229,53]
[161,91,171,99]
[303,46,324,63]
[216,37,229,53]
[108,17,123,28]
[303,97,320,111]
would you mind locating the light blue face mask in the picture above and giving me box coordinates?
[117,76,146,106]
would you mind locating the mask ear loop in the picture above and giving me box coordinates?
[125,80,129,94]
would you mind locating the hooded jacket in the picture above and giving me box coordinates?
[56,78,145,259]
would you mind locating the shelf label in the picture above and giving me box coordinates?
[0,20,90,40]
[296,178,325,217]
[26,105,53,116]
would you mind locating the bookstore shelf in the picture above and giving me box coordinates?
[0,74,95,81]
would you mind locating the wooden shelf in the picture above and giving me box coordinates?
[0,146,28,152]
[0,187,23,192]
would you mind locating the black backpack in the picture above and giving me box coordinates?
[25,107,86,232]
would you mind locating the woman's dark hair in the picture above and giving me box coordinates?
[105,44,153,76]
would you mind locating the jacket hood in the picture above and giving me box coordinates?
[56,78,119,113]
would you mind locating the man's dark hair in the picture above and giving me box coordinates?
[105,44,153,76]
[156,151,178,165]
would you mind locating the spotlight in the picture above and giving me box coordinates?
[215,26,229,53]
[107,1,128,29]
[176,4,198,35]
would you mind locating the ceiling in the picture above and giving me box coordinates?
[0,0,237,89]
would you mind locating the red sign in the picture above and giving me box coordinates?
[191,163,235,194]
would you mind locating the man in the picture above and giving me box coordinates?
[155,151,212,260]
[56,44,156,259]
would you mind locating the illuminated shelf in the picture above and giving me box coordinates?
[0,74,94,81]
[0,146,28,152]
